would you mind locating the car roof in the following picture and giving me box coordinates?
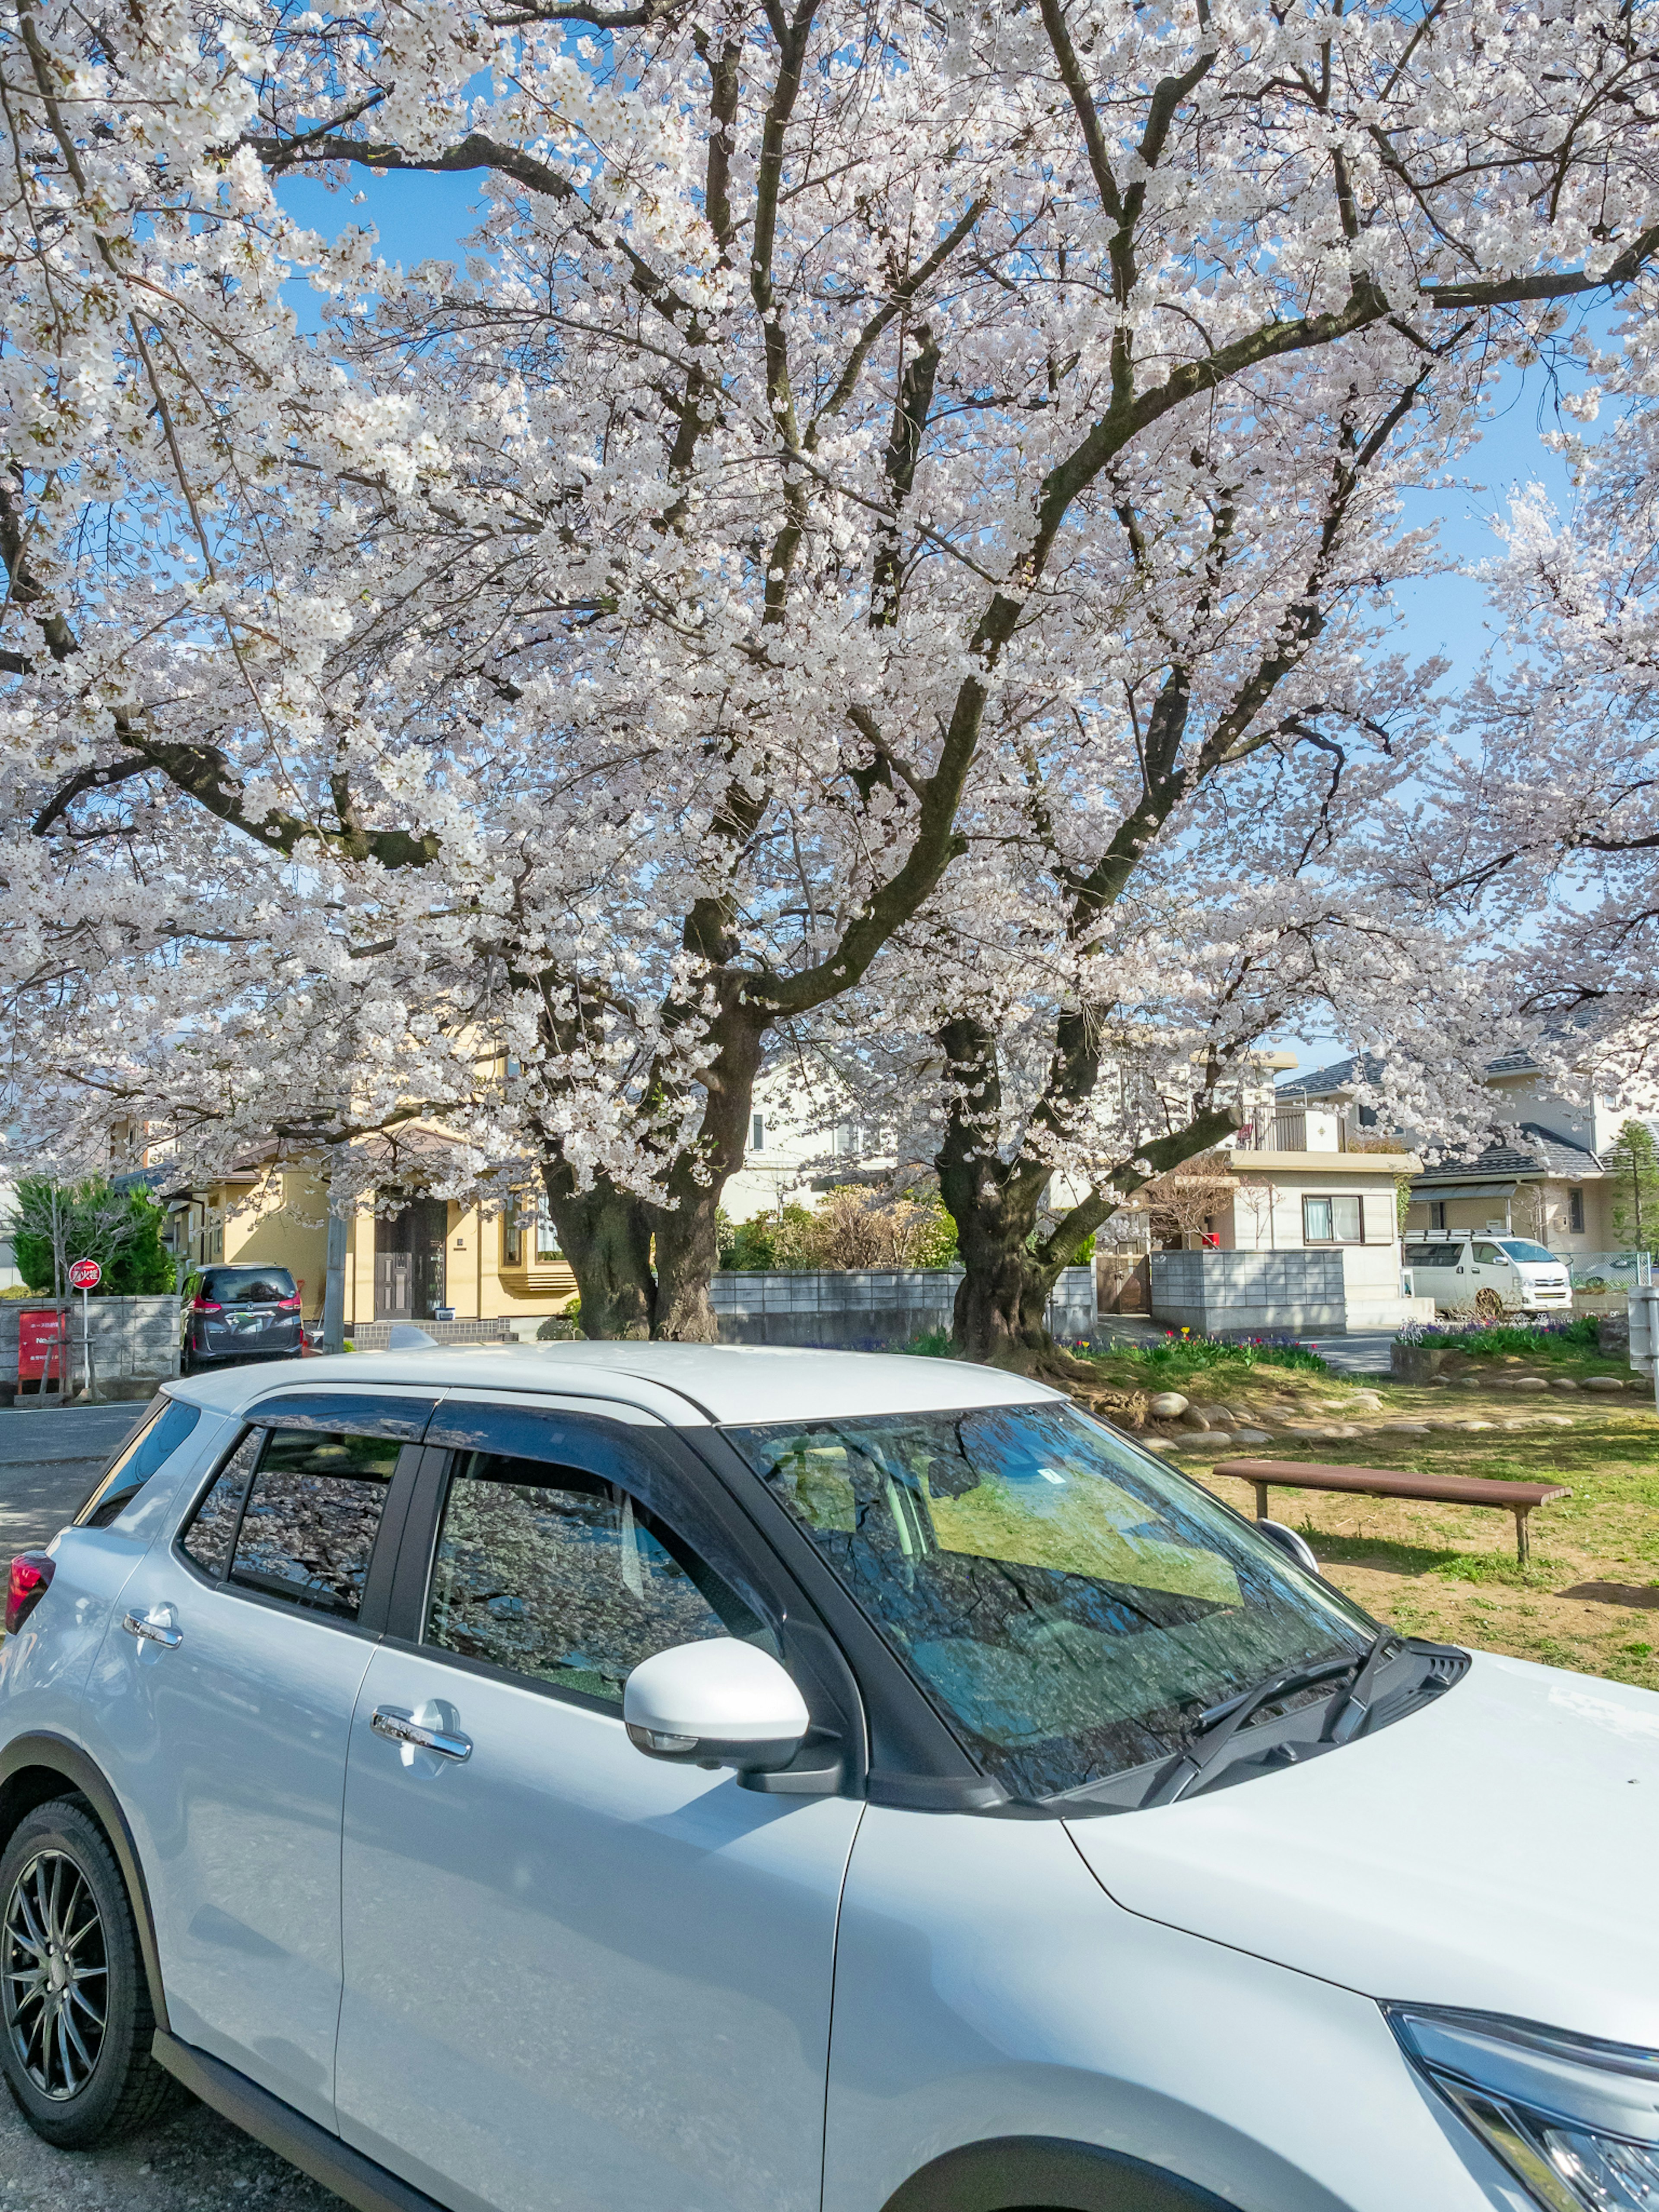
[165,1341,1066,1428]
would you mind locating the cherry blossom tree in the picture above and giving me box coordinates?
[3,0,1659,1341]
[1430,332,1659,1109]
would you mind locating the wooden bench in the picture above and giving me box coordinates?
[1211,1458,1571,1564]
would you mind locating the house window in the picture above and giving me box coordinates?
[1303,1195,1362,1244]
[1430,1201,1446,1232]
[502,1195,561,1268]
[752,1114,765,1152]
[1568,1187,1586,1233]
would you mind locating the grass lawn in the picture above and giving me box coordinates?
[1075,1339,1659,1692]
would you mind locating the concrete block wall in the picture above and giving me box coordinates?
[348,1317,516,1351]
[1149,1249,1347,1334]
[0,1296,181,1389]
[710,1265,1097,1348]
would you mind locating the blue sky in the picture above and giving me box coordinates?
[277,172,1596,1076]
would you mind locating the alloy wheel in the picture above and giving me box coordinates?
[3,1850,108,2100]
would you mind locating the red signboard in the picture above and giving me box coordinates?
[18,1309,65,1386]
[67,1258,102,1291]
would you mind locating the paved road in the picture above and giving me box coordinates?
[0,1400,157,1555]
[0,2079,343,2212]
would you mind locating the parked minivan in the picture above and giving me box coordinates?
[179,1263,305,1373]
[1403,1235,1573,1318]
[0,1343,1652,2212]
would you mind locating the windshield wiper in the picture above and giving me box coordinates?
[1141,1650,1365,1808]
[1319,1626,1401,1744]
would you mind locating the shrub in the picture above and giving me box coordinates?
[719,1189,958,1271]
[7,1176,175,1296]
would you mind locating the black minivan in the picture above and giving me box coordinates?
[180,1263,306,1373]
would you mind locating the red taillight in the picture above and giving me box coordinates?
[276,1295,302,1311]
[6,1554,54,1637]
[191,1296,221,1313]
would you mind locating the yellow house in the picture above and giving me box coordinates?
[153,1133,577,1334]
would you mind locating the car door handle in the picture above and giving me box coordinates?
[371,1707,472,1761]
[123,1611,183,1649]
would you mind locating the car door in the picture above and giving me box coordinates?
[335,1396,865,2212]
[89,1389,436,2127]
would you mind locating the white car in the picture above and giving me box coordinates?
[1405,1235,1575,1317]
[0,1343,1652,2212]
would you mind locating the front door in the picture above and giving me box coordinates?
[93,1406,420,2126]
[335,1422,863,2212]
[375,1199,447,1320]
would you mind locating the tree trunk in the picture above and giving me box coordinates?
[651,1193,722,1342]
[545,1175,655,1339]
[950,1200,1059,1368]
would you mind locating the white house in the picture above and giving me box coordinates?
[1287,1050,1657,1305]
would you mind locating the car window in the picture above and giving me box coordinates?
[180,1434,261,1576]
[229,1430,400,1616]
[202,1267,297,1304]
[75,1398,203,1530]
[1405,1242,1463,1268]
[1471,1241,1504,1265]
[422,1453,769,1705]
[1499,1240,1556,1265]
[177,1426,399,1616]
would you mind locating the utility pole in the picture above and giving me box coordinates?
[322,1146,349,1355]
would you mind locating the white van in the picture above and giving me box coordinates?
[1403,1234,1573,1317]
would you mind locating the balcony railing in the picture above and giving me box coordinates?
[1236,1113,1307,1152]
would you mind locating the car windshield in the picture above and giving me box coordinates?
[1498,1240,1557,1265]
[203,1267,296,1304]
[725,1402,1374,1802]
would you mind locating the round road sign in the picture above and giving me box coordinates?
[67,1257,102,1291]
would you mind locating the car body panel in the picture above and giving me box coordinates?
[335,1643,864,2212]
[1065,1649,1659,2046]
[823,1806,1516,2212]
[83,1550,377,2128]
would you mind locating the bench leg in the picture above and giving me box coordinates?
[1514,1509,1530,1567]
[1253,1482,1269,1522]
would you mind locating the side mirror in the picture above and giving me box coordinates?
[624,1640,810,1775]
[1256,1519,1320,1576]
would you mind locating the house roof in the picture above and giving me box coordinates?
[1411,1122,1602,1188]
[1277,1052,1383,1101]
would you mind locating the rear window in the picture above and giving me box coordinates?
[203,1266,296,1305]
[75,1398,203,1530]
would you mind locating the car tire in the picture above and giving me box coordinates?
[0,1798,179,2148]
[1474,1289,1504,1321]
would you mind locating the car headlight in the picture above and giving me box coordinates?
[1388,2005,1659,2211]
